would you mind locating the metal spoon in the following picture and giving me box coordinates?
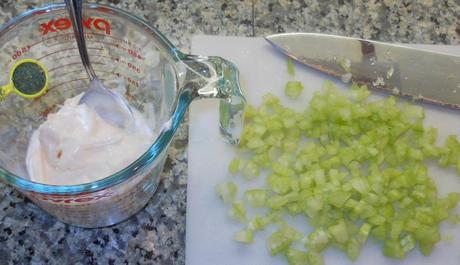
[65,0,133,128]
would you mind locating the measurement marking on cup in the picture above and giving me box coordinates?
[114,72,140,88]
[49,78,88,90]
[30,32,136,48]
[90,33,135,45]
[48,62,81,72]
[54,54,118,62]
[29,33,96,48]
[115,57,142,74]
[95,69,117,74]
[92,40,144,60]
[49,68,88,77]
[50,78,108,92]
[29,34,73,48]
[37,47,103,61]
[48,61,106,72]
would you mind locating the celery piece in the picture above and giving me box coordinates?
[390,220,403,240]
[414,225,440,244]
[242,160,260,180]
[285,248,307,265]
[287,58,296,76]
[306,228,329,252]
[234,229,253,243]
[263,93,281,106]
[327,190,351,208]
[229,158,241,174]
[358,223,372,243]
[383,240,405,259]
[347,237,362,261]
[371,226,386,241]
[400,234,416,253]
[350,83,370,101]
[268,174,291,194]
[216,182,238,203]
[267,195,289,210]
[229,201,246,223]
[307,251,324,265]
[350,178,368,194]
[419,242,434,256]
[248,215,267,231]
[285,81,304,99]
[244,189,267,208]
[267,226,302,255]
[328,220,349,244]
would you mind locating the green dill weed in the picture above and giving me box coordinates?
[12,62,46,95]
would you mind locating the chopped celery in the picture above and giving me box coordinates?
[285,248,307,265]
[414,225,440,244]
[327,190,351,208]
[285,81,304,99]
[248,215,268,230]
[400,234,416,253]
[358,223,372,243]
[328,220,349,244]
[242,160,260,179]
[307,251,324,265]
[287,58,296,76]
[268,226,302,255]
[244,189,267,208]
[419,242,434,256]
[218,81,460,264]
[268,174,292,194]
[229,158,241,174]
[229,201,246,223]
[306,228,329,252]
[350,83,370,101]
[390,220,404,240]
[371,226,386,241]
[234,229,253,243]
[346,237,362,260]
[216,182,238,203]
[383,240,405,259]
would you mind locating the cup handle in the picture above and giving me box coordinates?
[179,54,246,144]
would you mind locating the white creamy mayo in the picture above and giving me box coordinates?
[26,93,153,185]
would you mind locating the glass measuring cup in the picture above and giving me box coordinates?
[0,3,245,227]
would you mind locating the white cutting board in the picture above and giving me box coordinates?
[186,35,460,265]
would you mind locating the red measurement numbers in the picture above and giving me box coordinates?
[12,45,31,60]
[114,44,144,60]
[4,45,31,66]
[40,17,111,35]
[115,72,140,88]
[115,57,142,74]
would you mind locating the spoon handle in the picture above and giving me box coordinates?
[65,0,97,80]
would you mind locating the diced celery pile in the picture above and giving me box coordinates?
[217,79,460,265]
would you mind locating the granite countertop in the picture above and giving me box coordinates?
[0,0,459,264]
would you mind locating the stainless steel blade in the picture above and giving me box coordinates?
[266,33,460,109]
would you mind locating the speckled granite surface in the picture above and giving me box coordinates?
[0,0,459,264]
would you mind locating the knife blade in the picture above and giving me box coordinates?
[265,33,460,109]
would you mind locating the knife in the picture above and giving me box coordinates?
[265,33,460,109]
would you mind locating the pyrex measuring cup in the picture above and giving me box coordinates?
[0,3,245,227]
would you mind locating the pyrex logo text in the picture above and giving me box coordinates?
[40,17,111,35]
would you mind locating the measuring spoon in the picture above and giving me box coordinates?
[0,58,49,100]
[65,0,133,128]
